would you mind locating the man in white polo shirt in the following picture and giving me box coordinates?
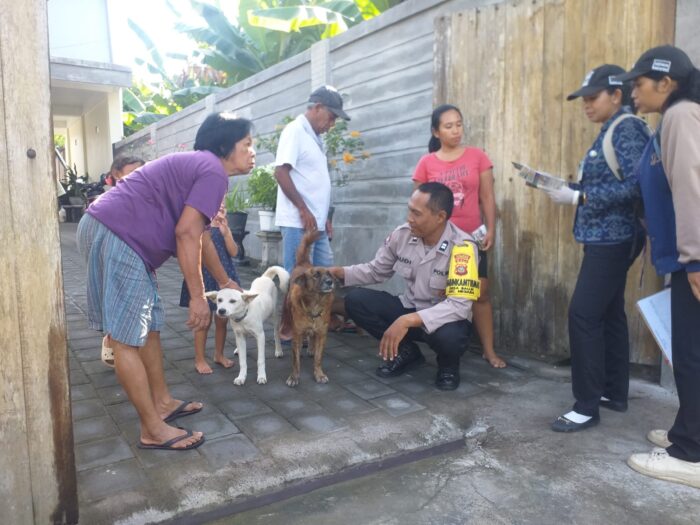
[274,85,351,273]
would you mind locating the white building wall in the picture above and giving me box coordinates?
[107,90,124,146]
[66,118,86,177]
[48,0,111,62]
[83,99,113,179]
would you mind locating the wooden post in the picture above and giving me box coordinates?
[0,2,78,524]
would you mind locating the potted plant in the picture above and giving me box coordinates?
[61,165,87,204]
[247,164,278,231]
[60,165,88,222]
[224,182,249,235]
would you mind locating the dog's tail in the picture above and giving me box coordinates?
[295,230,321,267]
[262,265,290,293]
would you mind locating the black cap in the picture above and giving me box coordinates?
[615,45,695,82]
[308,85,350,121]
[567,64,626,100]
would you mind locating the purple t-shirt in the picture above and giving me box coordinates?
[87,150,228,271]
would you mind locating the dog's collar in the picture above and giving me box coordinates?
[233,307,248,323]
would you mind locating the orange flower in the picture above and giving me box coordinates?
[342,151,356,164]
[350,130,361,138]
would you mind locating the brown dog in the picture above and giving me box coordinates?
[282,230,335,387]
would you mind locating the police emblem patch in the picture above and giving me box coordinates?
[454,253,470,276]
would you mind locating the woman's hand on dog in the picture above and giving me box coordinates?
[221,279,242,291]
[379,313,422,360]
[187,297,212,331]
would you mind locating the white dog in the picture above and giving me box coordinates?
[206,266,289,385]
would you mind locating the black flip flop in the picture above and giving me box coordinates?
[163,400,203,423]
[138,429,205,450]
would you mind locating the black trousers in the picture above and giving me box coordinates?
[344,288,471,370]
[668,271,700,462]
[569,238,643,417]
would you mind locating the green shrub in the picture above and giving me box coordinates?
[247,164,277,211]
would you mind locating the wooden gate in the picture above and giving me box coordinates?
[434,0,676,364]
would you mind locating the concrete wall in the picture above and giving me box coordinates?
[676,0,700,64]
[325,0,501,294]
[48,0,111,63]
[113,0,695,279]
[114,0,498,270]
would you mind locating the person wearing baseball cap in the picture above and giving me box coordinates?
[615,44,695,85]
[620,45,700,490]
[308,85,351,121]
[274,85,352,340]
[544,64,650,434]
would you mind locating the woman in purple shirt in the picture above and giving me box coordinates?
[77,113,255,450]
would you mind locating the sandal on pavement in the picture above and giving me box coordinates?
[340,321,359,334]
[137,429,205,451]
[101,335,115,368]
[551,414,600,433]
[163,400,202,423]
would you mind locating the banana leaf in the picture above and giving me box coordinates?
[247,6,351,33]
[122,88,147,113]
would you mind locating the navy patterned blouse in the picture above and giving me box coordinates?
[570,107,650,244]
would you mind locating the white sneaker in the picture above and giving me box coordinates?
[627,448,700,489]
[647,429,672,448]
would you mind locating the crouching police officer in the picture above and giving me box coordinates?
[328,182,480,390]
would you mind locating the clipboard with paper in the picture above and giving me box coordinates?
[636,289,672,366]
[511,162,569,191]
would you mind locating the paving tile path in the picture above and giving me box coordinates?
[59,223,528,523]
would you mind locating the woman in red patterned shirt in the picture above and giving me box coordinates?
[413,104,505,368]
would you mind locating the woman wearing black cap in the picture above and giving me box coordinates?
[617,45,700,489]
[544,64,650,433]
